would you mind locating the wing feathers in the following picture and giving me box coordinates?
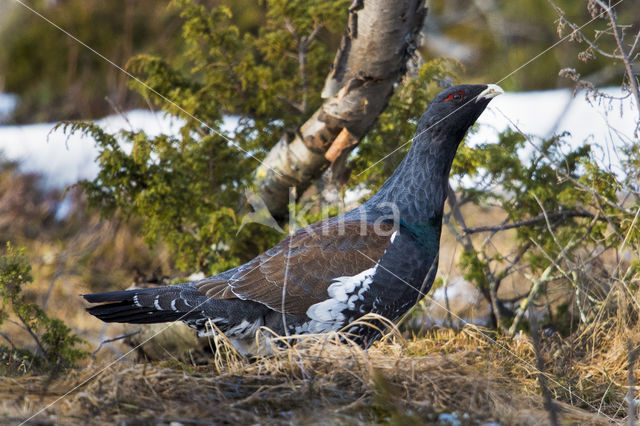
[194,219,394,315]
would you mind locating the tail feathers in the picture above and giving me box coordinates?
[82,285,206,325]
[82,288,157,304]
[86,301,190,324]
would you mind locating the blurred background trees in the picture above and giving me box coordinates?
[0,0,181,123]
[1,0,635,124]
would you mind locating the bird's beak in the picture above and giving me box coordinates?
[476,84,504,102]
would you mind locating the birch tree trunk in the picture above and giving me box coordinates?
[253,0,427,218]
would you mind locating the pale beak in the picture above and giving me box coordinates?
[476,84,504,102]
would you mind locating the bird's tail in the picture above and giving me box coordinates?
[82,285,207,324]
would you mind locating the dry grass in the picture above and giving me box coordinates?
[1,325,623,425]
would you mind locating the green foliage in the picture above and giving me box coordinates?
[0,243,87,375]
[447,124,639,330]
[459,248,489,291]
[130,0,349,142]
[65,0,349,274]
[456,131,593,269]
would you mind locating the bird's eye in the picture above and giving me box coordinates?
[444,91,465,102]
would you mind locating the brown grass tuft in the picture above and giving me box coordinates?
[2,327,614,425]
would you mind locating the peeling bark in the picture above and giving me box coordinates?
[253,0,427,218]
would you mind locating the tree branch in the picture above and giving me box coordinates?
[593,0,640,129]
[463,209,606,235]
[253,0,427,218]
[446,185,513,328]
[549,0,640,132]
[15,313,46,356]
[547,0,623,58]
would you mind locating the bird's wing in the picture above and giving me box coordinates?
[194,218,394,316]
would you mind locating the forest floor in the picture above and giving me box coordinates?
[1,327,619,425]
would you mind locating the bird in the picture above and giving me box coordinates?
[82,84,503,355]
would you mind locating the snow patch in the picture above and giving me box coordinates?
[0,110,240,189]
[431,276,480,307]
[472,87,638,175]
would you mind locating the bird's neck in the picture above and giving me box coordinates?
[366,132,456,223]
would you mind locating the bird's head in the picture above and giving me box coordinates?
[417,84,503,147]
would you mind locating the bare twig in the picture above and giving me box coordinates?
[15,313,46,356]
[446,185,519,327]
[463,209,606,234]
[0,332,15,350]
[508,265,554,336]
[446,185,504,328]
[284,19,323,113]
[91,329,142,360]
[446,185,474,251]
[548,0,640,132]
[593,0,640,124]
[493,242,533,284]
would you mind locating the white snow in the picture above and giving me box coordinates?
[472,87,638,174]
[423,276,491,328]
[0,88,637,189]
[431,276,480,308]
[0,109,184,188]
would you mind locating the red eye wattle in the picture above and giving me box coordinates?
[444,91,465,102]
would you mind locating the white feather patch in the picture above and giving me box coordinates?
[301,266,377,333]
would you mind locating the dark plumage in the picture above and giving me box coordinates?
[83,84,503,354]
